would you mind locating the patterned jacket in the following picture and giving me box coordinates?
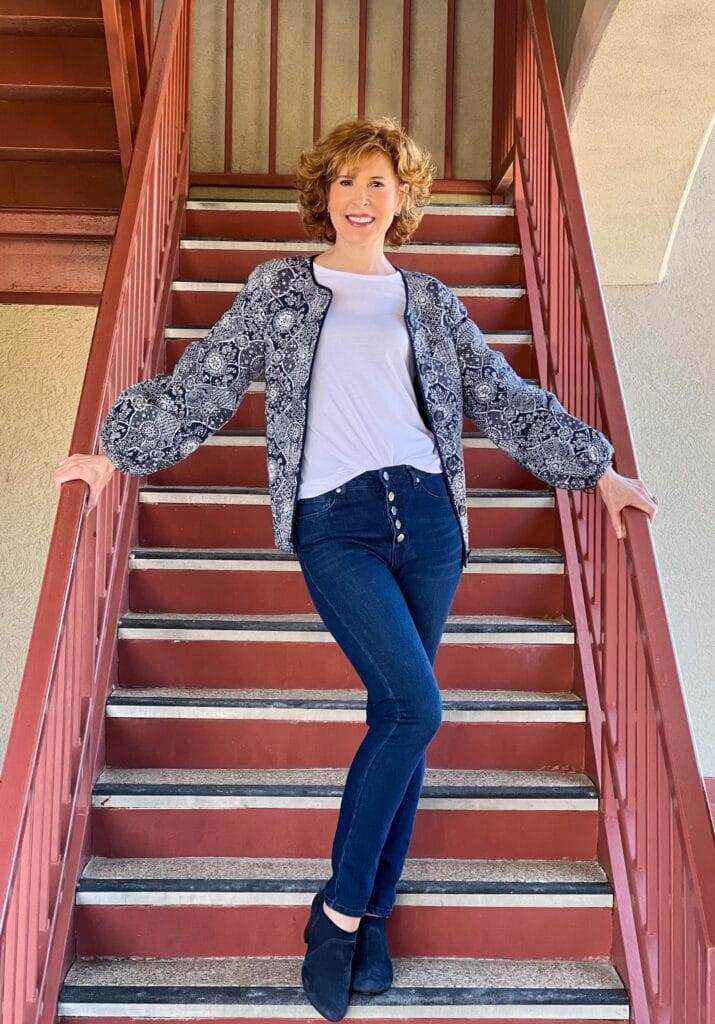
[100,253,614,569]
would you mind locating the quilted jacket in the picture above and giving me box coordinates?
[100,253,614,569]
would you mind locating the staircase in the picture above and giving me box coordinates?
[56,191,630,1021]
[0,0,124,210]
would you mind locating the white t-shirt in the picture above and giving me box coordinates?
[296,263,443,499]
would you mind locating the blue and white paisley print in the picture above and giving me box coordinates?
[100,255,614,568]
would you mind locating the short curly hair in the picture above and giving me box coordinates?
[295,115,436,248]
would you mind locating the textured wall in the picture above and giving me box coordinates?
[599,129,715,775]
[190,0,494,180]
[0,305,97,772]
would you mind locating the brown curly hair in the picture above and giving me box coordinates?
[295,115,436,248]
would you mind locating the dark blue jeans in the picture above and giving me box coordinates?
[293,463,464,918]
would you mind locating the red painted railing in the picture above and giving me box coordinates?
[0,2,192,1021]
[102,0,154,179]
[493,2,715,1021]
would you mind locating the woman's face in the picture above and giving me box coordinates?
[326,150,407,249]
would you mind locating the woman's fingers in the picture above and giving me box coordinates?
[53,454,113,512]
[601,473,659,540]
[610,507,625,540]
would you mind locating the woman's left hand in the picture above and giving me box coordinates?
[596,467,659,540]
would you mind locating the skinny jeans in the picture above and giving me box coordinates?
[293,462,464,917]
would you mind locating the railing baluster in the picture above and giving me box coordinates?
[268,0,278,177]
[224,0,234,174]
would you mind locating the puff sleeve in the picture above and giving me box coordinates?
[448,290,614,491]
[100,260,269,475]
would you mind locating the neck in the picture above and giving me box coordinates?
[315,243,395,276]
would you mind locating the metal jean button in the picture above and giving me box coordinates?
[382,471,389,480]
[388,491,394,500]
[397,533,405,542]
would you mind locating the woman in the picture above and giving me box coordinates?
[54,116,658,1023]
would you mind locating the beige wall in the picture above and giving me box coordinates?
[548,1,715,774]
[190,0,494,181]
[0,305,97,771]
[599,128,715,776]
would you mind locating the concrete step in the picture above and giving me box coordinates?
[104,685,586,771]
[125,545,567,618]
[74,854,613,960]
[183,197,519,244]
[58,953,629,1021]
[137,485,561,553]
[114,611,577,690]
[90,766,600,861]
[176,238,523,288]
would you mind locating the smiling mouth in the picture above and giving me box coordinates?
[345,215,375,225]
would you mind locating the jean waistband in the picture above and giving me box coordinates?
[329,463,442,495]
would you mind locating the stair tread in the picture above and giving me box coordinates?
[166,324,532,336]
[95,765,596,791]
[119,610,573,630]
[59,955,628,1004]
[106,686,583,707]
[79,854,608,887]
[203,424,538,432]
[180,237,520,251]
[129,545,564,561]
[184,198,515,214]
[139,485,554,496]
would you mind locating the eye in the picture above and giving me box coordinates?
[338,179,383,187]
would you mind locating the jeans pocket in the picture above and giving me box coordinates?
[296,490,338,520]
[414,470,450,500]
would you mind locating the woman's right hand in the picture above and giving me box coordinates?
[53,453,117,512]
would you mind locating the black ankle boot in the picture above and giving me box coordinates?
[302,886,359,1021]
[350,914,394,994]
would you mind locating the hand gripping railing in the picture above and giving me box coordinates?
[0,2,192,1021]
[493,2,715,1021]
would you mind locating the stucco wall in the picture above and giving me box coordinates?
[0,305,97,771]
[598,130,715,775]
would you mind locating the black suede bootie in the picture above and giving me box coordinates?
[302,886,359,1021]
[350,913,394,994]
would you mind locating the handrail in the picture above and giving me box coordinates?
[0,2,193,1021]
[102,0,153,180]
[501,1,715,1021]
